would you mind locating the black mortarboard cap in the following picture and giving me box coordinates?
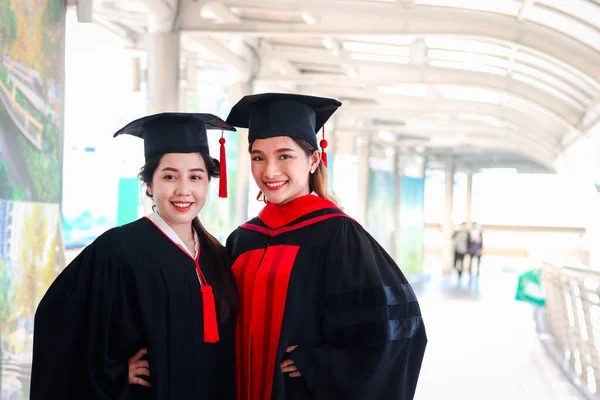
[225,93,341,150]
[113,112,236,161]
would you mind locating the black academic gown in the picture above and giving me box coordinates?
[226,195,427,400]
[30,217,236,400]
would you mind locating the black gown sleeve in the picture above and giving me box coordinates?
[30,239,143,399]
[291,218,427,400]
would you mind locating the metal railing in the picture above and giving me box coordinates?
[541,262,600,399]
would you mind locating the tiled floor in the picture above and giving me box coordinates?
[413,257,583,400]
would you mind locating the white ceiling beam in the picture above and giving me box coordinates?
[350,128,555,172]
[92,15,139,43]
[201,2,242,23]
[188,36,248,76]
[270,58,301,77]
[322,96,564,149]
[576,100,600,131]
[518,0,536,21]
[94,7,148,26]
[255,62,582,128]
[409,38,427,66]
[256,40,301,77]
[340,125,556,159]
[143,0,174,16]
[178,4,600,85]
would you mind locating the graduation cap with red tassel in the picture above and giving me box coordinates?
[113,112,236,167]
[225,93,341,168]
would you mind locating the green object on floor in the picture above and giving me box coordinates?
[515,268,545,306]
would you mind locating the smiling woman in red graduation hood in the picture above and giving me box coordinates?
[225,93,427,400]
[30,113,239,399]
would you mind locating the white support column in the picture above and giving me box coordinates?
[147,31,180,114]
[442,158,455,273]
[420,156,428,179]
[466,171,473,229]
[229,82,253,226]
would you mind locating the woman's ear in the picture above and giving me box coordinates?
[310,150,321,172]
[146,184,153,196]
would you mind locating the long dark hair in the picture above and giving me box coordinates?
[250,138,338,205]
[139,153,238,322]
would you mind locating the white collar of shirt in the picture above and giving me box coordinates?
[147,212,199,259]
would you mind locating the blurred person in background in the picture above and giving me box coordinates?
[453,222,471,278]
[468,222,484,277]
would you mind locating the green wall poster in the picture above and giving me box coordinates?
[1,0,65,203]
[1,2,66,398]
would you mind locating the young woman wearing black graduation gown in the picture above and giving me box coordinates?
[30,113,238,399]
[224,93,427,400]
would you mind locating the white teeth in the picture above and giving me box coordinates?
[173,202,192,207]
[265,182,286,188]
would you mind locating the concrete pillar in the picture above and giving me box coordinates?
[442,158,455,273]
[229,82,253,226]
[420,156,428,179]
[466,171,473,229]
[147,32,180,114]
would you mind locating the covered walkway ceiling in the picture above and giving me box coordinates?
[92,0,600,173]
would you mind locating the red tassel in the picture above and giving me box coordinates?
[201,285,220,343]
[320,128,328,168]
[320,126,328,168]
[218,136,227,198]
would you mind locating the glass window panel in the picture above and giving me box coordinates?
[415,0,521,15]
[526,5,600,51]
[425,38,512,56]
[430,60,507,76]
[513,63,591,105]
[428,49,509,68]
[513,72,584,111]
[516,51,600,95]
[537,0,600,31]
[343,41,410,56]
